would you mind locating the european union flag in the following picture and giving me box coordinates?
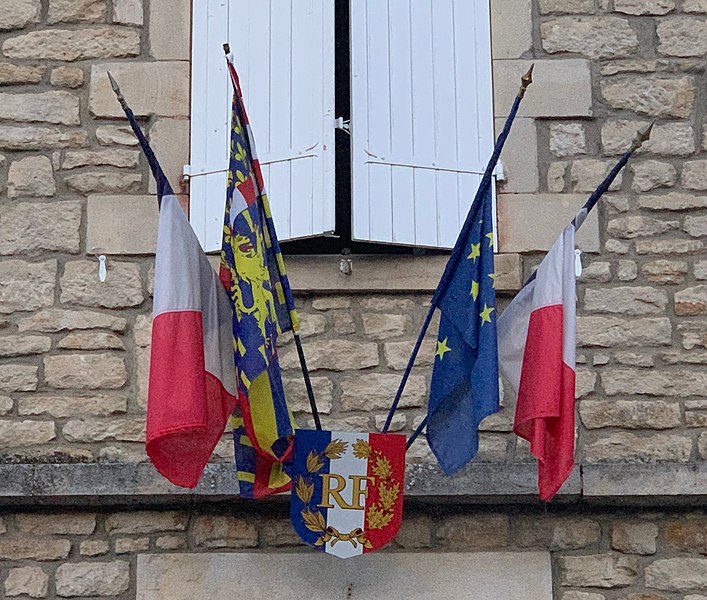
[426,180,499,475]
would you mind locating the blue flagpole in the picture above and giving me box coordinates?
[382,65,535,434]
[107,72,173,203]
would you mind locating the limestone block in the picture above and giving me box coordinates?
[696,261,707,280]
[80,540,109,556]
[0,335,51,358]
[682,160,707,189]
[0,201,81,255]
[114,0,143,25]
[311,297,351,310]
[65,171,142,195]
[55,562,130,597]
[259,519,303,547]
[0,539,70,561]
[133,314,152,346]
[149,0,190,59]
[17,309,127,333]
[675,285,707,316]
[601,77,695,118]
[579,262,611,283]
[106,511,188,534]
[685,0,707,11]
[90,62,189,118]
[18,394,127,417]
[663,519,707,554]
[0,125,88,150]
[0,397,13,415]
[579,400,681,429]
[585,432,692,463]
[155,536,187,550]
[538,0,594,12]
[60,260,144,308]
[375,413,406,432]
[436,515,509,549]
[362,313,408,339]
[58,332,125,350]
[192,516,258,548]
[611,522,658,555]
[636,239,703,254]
[584,287,667,315]
[283,377,333,414]
[0,365,38,392]
[280,339,379,371]
[614,0,675,14]
[561,594,605,600]
[0,0,40,31]
[602,368,707,396]
[496,117,538,193]
[700,433,707,459]
[685,215,707,237]
[63,149,140,170]
[602,120,695,156]
[7,156,55,197]
[0,63,44,85]
[606,216,675,238]
[559,554,639,588]
[4,566,48,598]
[515,516,601,550]
[340,373,426,410]
[630,161,676,192]
[657,18,707,57]
[571,160,623,192]
[550,123,586,158]
[16,513,96,534]
[494,59,592,118]
[541,17,639,60]
[86,195,158,254]
[50,66,84,88]
[491,0,532,59]
[497,194,599,252]
[0,420,54,447]
[639,192,707,210]
[115,537,149,553]
[48,0,107,24]
[148,118,189,193]
[62,417,144,441]
[642,260,687,284]
[44,354,127,389]
[0,260,57,314]
[580,314,661,348]
[547,161,568,192]
[617,260,637,281]
[384,338,436,370]
[96,125,139,146]
[644,558,707,592]
[3,27,140,61]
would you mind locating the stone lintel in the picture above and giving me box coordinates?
[0,463,703,507]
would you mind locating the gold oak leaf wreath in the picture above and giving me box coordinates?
[354,439,400,532]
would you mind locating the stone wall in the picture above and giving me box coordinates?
[0,0,705,597]
[0,506,704,599]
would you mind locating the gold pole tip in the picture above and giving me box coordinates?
[630,121,655,152]
[518,64,535,98]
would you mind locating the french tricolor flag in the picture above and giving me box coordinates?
[497,222,577,501]
[146,192,239,488]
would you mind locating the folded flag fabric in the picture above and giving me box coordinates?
[426,180,499,475]
[497,222,577,501]
[147,172,240,488]
[221,59,299,498]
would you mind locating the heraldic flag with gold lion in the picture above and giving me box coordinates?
[220,59,299,499]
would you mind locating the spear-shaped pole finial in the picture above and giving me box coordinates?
[106,71,128,112]
[629,121,655,153]
[518,64,534,99]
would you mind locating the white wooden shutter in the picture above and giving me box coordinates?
[350,0,494,249]
[189,0,335,252]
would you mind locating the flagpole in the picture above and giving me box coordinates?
[381,65,535,434]
[223,44,322,431]
[106,72,172,205]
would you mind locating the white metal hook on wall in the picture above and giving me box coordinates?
[98,255,107,283]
